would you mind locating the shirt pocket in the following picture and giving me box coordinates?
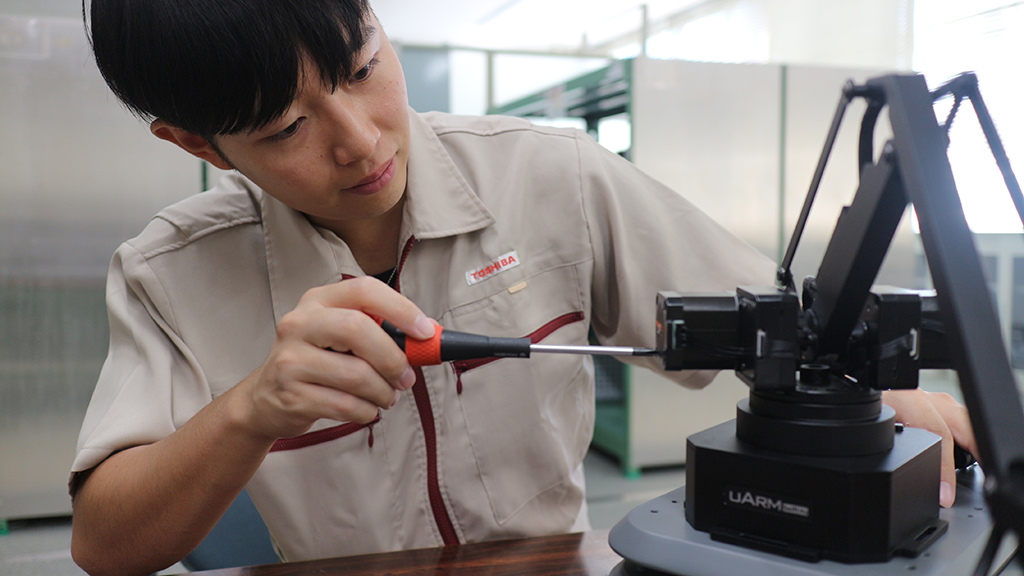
[250,413,393,560]
[268,414,381,452]
[446,264,593,525]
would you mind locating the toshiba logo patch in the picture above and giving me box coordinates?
[466,251,521,285]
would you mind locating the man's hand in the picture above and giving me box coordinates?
[882,388,977,508]
[239,276,437,441]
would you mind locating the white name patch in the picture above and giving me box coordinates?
[466,251,521,286]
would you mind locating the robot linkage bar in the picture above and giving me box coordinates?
[887,72,1024,575]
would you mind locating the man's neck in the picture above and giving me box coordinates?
[310,196,406,276]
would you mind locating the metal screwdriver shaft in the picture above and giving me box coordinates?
[530,344,658,357]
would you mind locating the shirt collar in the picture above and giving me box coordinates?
[400,111,496,240]
[256,109,496,324]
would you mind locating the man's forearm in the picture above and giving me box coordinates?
[71,382,276,576]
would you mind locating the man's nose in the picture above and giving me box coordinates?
[325,97,380,165]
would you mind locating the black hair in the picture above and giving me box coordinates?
[84,0,372,136]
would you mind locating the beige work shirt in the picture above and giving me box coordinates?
[73,111,776,561]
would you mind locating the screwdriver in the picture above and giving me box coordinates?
[380,320,658,367]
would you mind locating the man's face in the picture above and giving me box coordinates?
[211,16,410,232]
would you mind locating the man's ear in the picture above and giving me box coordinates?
[150,120,234,171]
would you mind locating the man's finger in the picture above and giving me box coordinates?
[302,307,415,391]
[924,391,977,461]
[883,389,960,507]
[305,277,435,339]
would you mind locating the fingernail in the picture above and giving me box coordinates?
[413,314,436,339]
[399,366,416,390]
[940,481,953,507]
[390,390,401,408]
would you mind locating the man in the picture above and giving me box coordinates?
[70,1,976,575]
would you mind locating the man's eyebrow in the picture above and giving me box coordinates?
[359,22,377,49]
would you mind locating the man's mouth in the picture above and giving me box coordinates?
[346,156,397,196]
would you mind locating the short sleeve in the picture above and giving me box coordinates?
[577,132,778,388]
[71,241,213,478]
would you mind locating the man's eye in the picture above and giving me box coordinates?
[352,58,379,83]
[270,119,303,141]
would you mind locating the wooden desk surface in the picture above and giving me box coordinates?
[188,530,622,576]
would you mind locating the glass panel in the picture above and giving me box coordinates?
[0,14,202,519]
[981,255,999,315]
[1011,257,1024,368]
[401,47,450,114]
[914,253,930,290]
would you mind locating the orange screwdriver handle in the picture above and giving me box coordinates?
[376,317,530,366]
[375,317,444,366]
[404,326,444,366]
